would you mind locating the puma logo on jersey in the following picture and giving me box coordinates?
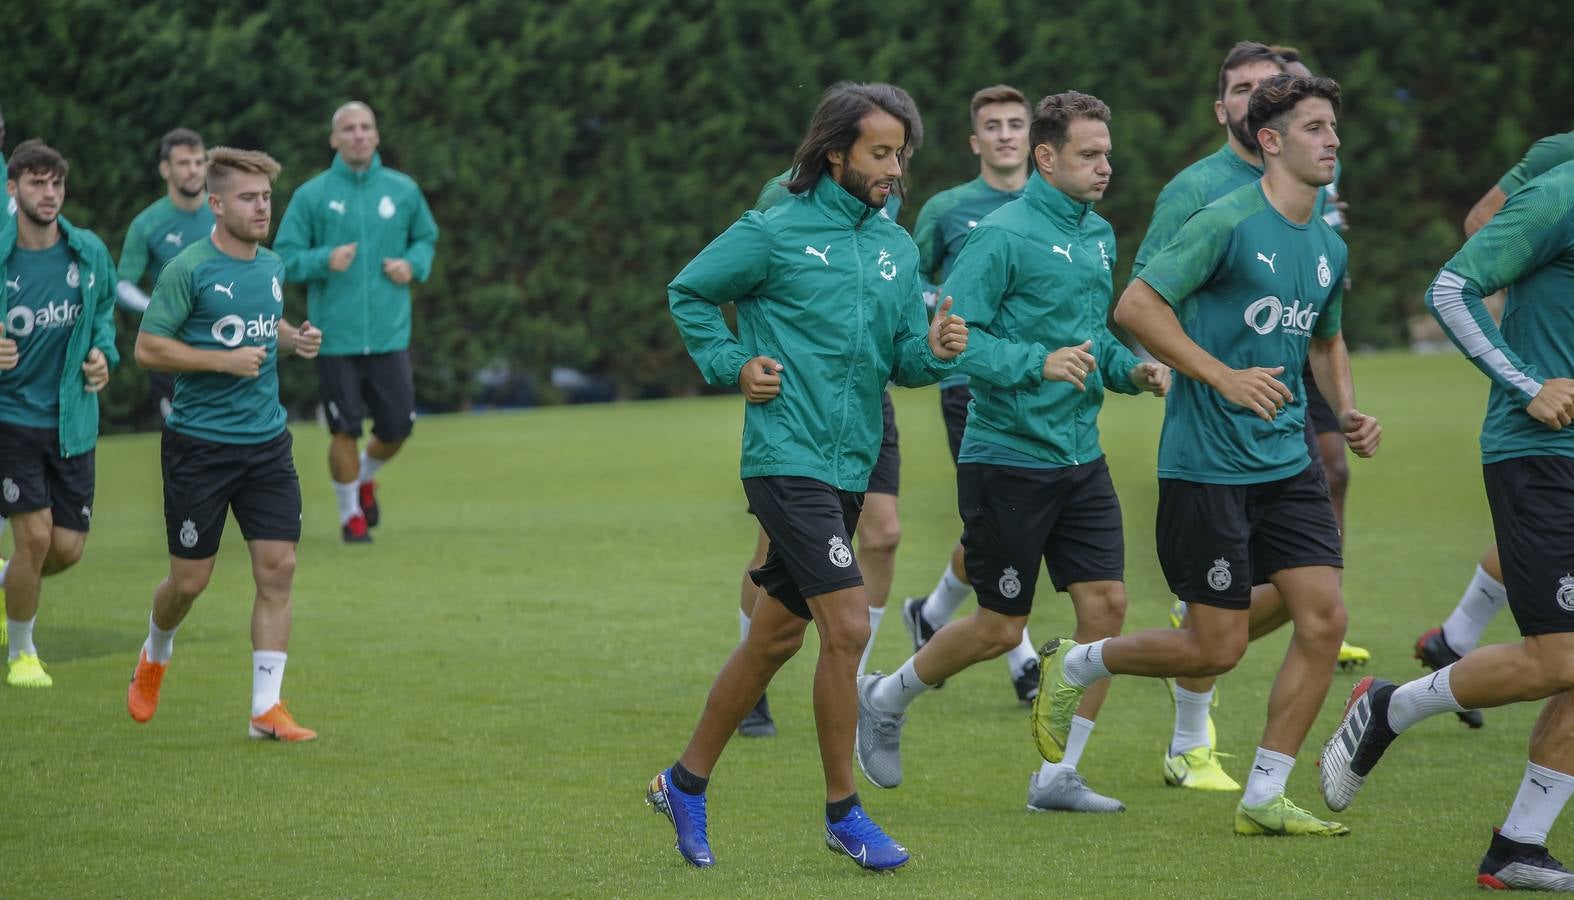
[328,200,346,215]
[1051,244,1072,262]
[804,245,830,265]
[164,232,184,248]
[4,277,18,292]
[1256,252,1277,274]
[212,282,235,300]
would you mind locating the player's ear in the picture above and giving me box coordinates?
[158,159,171,181]
[1033,143,1055,177]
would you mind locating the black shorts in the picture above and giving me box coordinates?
[317,350,416,441]
[743,476,864,619]
[1484,455,1574,636]
[868,390,900,496]
[958,458,1124,617]
[1302,360,1339,436]
[940,384,972,465]
[162,428,302,559]
[0,422,94,532]
[1156,463,1343,610]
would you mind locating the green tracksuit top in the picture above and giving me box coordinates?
[945,172,1140,468]
[0,216,120,456]
[117,196,216,289]
[1498,132,1574,197]
[669,174,956,491]
[274,152,438,356]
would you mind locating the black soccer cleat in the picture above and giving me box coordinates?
[737,692,776,738]
[1414,627,1484,728]
[1013,657,1040,705]
[1478,828,1574,891]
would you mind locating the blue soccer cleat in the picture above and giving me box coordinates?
[646,768,713,868]
[825,804,909,870]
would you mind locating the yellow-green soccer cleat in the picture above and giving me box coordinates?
[1163,746,1240,791]
[1336,640,1371,670]
[1031,638,1083,763]
[1168,598,1187,629]
[1235,794,1349,836]
[7,653,52,688]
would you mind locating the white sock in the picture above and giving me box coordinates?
[144,614,178,664]
[1062,638,1111,688]
[1005,629,1037,677]
[1242,747,1296,806]
[738,609,751,643]
[7,616,35,660]
[1170,684,1214,756]
[1387,664,1468,733]
[921,564,971,630]
[869,656,932,714]
[1441,565,1508,655]
[1061,715,1096,769]
[357,451,385,485]
[333,480,361,524]
[252,651,287,717]
[1502,762,1574,847]
[859,606,886,677]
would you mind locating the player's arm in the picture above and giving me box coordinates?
[115,217,152,312]
[942,229,1045,389]
[1464,186,1506,237]
[667,213,770,389]
[891,272,965,387]
[277,318,322,359]
[274,187,334,282]
[1307,282,1380,456]
[1089,236,1162,396]
[136,262,260,376]
[399,187,439,282]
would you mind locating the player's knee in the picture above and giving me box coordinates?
[822,616,871,659]
[169,569,212,600]
[255,553,297,594]
[1079,587,1127,636]
[858,519,901,557]
[1324,457,1351,499]
[42,540,84,574]
[1295,598,1348,647]
[11,516,53,559]
[757,629,805,666]
[1193,633,1248,676]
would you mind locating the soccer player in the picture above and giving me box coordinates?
[125,147,322,741]
[1134,42,1367,792]
[647,82,967,870]
[1037,74,1380,836]
[0,139,118,688]
[117,128,216,422]
[901,84,1043,704]
[856,91,1169,813]
[275,101,438,543]
[1415,129,1574,730]
[1321,158,1574,891]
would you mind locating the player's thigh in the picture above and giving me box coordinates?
[231,431,304,546]
[1485,456,1574,638]
[161,430,244,560]
[958,463,1054,617]
[43,447,94,534]
[1155,477,1253,610]
[0,422,56,522]
[1044,459,1125,593]
[742,476,864,621]
[316,355,366,437]
[364,350,416,443]
[1249,465,1343,585]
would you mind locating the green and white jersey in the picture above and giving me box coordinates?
[1498,132,1574,197]
[117,196,215,289]
[141,238,288,444]
[0,241,82,427]
[1138,182,1347,484]
[1428,160,1574,463]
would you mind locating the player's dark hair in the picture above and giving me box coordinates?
[1268,45,1302,65]
[160,128,205,162]
[786,82,923,196]
[1217,41,1285,100]
[6,139,68,182]
[206,146,281,194]
[970,85,1029,125]
[1247,74,1341,140]
[1029,91,1111,156]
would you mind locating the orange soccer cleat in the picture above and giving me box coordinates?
[248,701,318,742]
[127,650,168,723]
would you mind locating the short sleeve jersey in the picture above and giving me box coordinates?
[141,238,288,444]
[1138,182,1348,484]
[0,241,82,427]
[118,196,216,288]
[1498,132,1574,196]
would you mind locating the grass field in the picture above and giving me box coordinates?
[0,350,1545,897]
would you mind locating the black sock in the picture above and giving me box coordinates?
[827,792,859,823]
[670,761,708,795]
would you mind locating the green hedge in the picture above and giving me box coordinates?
[8,0,1571,429]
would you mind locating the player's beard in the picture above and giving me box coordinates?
[1227,109,1259,154]
[16,196,58,229]
[837,166,888,210]
[177,181,204,199]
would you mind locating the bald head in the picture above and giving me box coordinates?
[330,101,380,170]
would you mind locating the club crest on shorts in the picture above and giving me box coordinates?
[1317,254,1332,288]
[1206,557,1233,592]
[828,535,853,568]
[179,519,199,549]
[1,477,17,504]
[1558,574,1574,613]
[378,196,396,219]
[999,566,1022,599]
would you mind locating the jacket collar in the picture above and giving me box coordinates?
[331,152,384,182]
[810,174,880,228]
[1024,170,1092,229]
[1217,142,1263,178]
[0,214,88,261]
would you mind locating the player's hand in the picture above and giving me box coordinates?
[382,258,413,285]
[293,320,322,360]
[928,296,968,360]
[0,324,16,371]
[328,242,358,272]
[1340,408,1382,457]
[82,347,109,392]
[223,346,267,379]
[1216,366,1293,421]
[1528,378,1574,430]
[1131,361,1171,397]
[1044,340,1096,391]
[739,356,783,403]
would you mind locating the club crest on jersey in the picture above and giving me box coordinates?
[828,535,854,568]
[1206,558,1233,592]
[179,519,199,549]
[271,276,283,303]
[1317,254,1332,288]
[1558,575,1574,613]
[2,477,18,504]
[66,262,80,288]
[378,196,396,219]
[999,566,1022,599]
[877,248,898,281]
